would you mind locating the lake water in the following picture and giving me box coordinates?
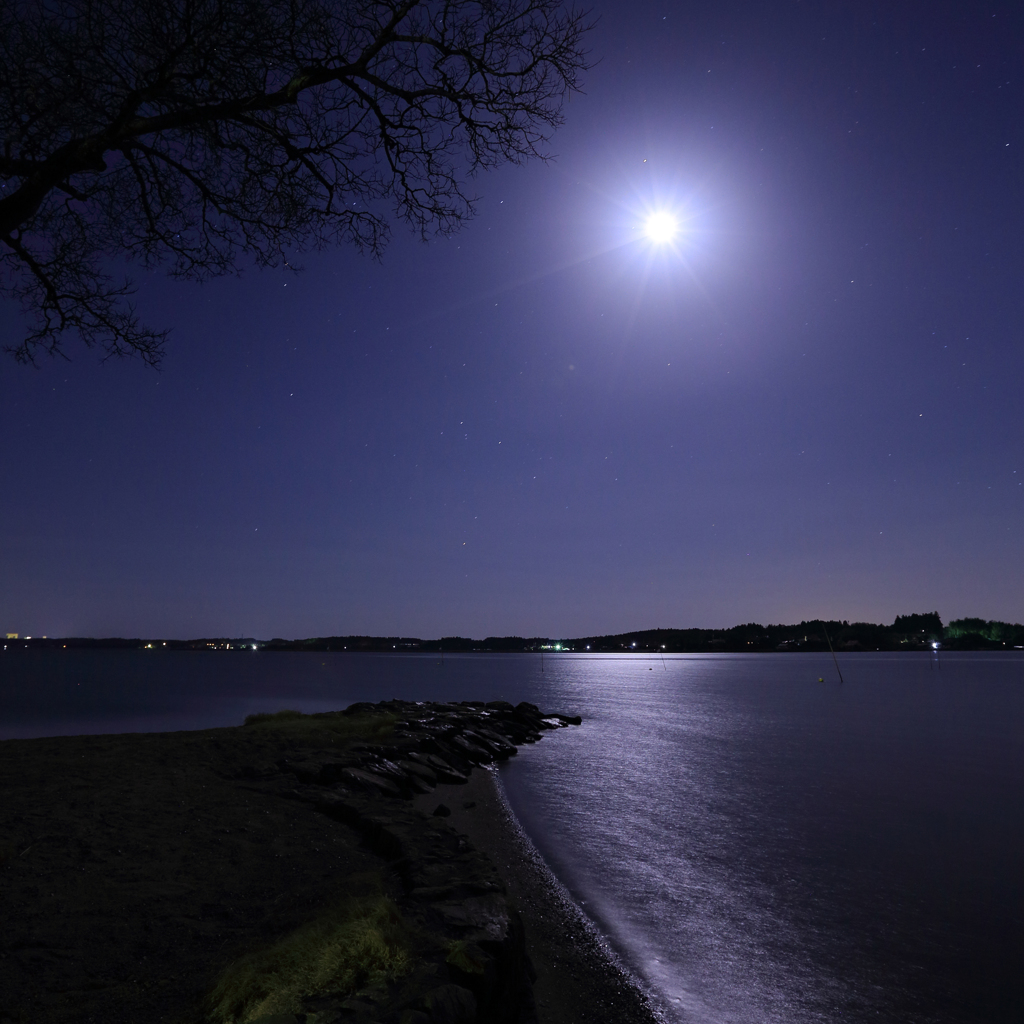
[2,650,1021,1023]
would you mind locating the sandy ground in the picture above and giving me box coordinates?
[0,728,391,1024]
[414,769,663,1024]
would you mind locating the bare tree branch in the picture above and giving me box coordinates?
[0,0,590,363]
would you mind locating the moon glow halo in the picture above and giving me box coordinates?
[644,210,679,244]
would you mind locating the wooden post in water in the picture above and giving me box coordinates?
[822,623,845,685]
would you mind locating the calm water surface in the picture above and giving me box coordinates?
[499,654,1024,1024]
[2,650,1021,1023]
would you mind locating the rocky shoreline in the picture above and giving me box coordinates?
[255,698,585,1024]
[0,699,660,1024]
[271,697,582,799]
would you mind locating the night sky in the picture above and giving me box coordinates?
[2,1,1022,640]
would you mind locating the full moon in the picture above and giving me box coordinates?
[644,210,678,244]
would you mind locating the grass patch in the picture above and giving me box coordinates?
[240,709,396,748]
[208,894,411,1023]
[446,939,489,975]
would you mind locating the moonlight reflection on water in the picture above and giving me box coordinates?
[498,653,1024,1024]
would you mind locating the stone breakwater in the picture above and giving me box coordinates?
[273,699,581,798]
[240,699,582,1024]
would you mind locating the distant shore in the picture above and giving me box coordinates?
[6,614,1021,653]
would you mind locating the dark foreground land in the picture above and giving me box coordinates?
[0,701,660,1024]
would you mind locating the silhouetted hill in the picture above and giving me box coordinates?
[5,614,1022,652]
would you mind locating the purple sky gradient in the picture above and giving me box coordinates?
[2,0,1022,639]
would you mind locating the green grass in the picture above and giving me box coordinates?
[207,895,411,1023]
[446,939,489,975]
[240,709,396,748]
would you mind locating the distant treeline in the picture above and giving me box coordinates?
[5,613,1023,652]
[560,614,1024,653]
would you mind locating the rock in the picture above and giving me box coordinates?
[400,1011,431,1024]
[434,895,511,943]
[316,761,356,785]
[399,760,438,786]
[341,767,404,799]
[404,751,468,785]
[445,940,490,975]
[404,774,435,795]
[468,727,517,759]
[432,803,451,817]
[341,701,379,715]
[421,984,477,1024]
[418,737,466,768]
[448,734,491,764]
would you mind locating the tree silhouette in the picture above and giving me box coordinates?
[0,0,588,364]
